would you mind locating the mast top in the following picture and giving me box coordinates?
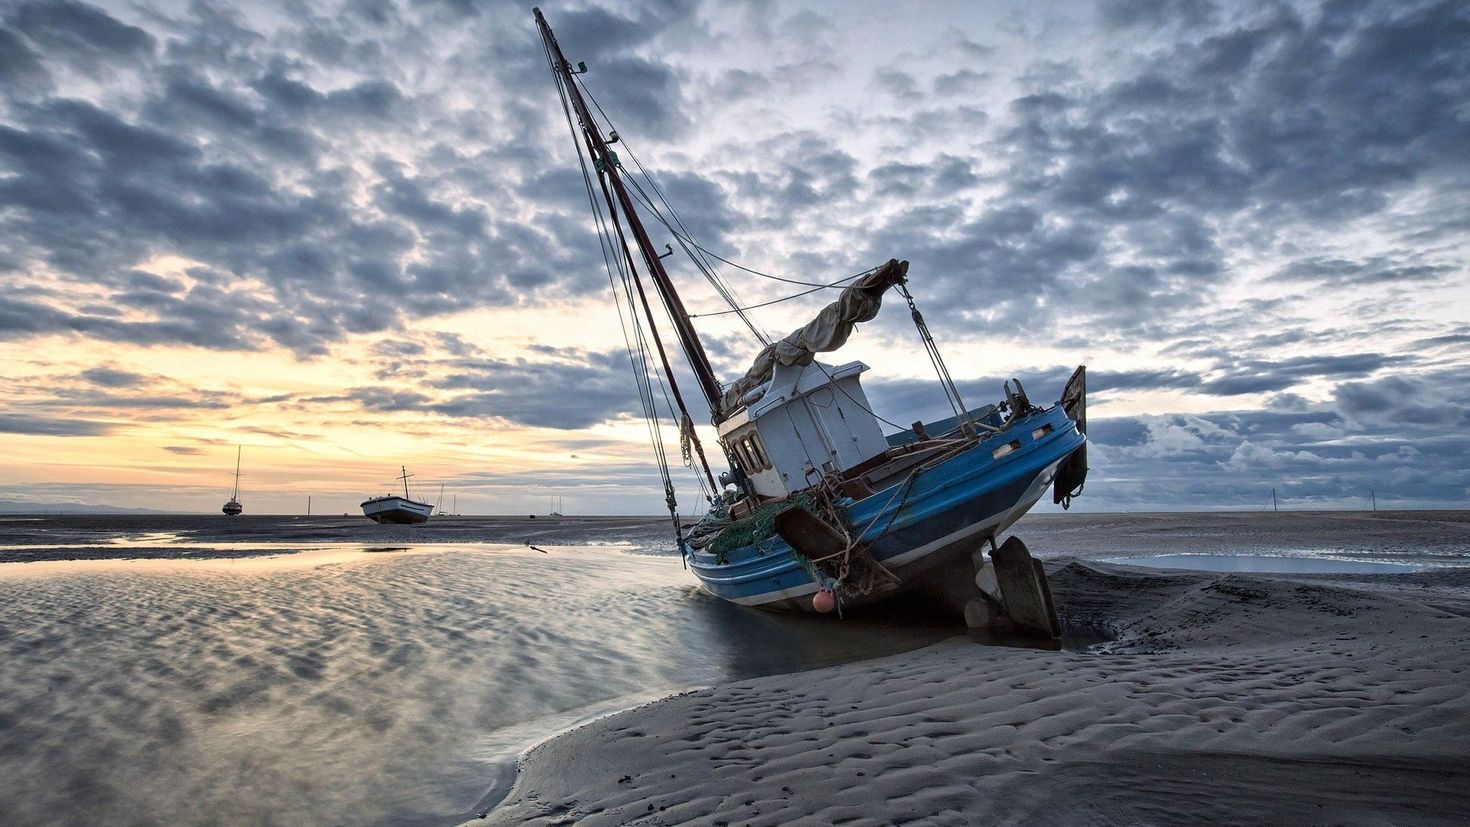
[231,445,242,498]
[535,6,724,415]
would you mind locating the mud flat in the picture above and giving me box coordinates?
[479,560,1470,826]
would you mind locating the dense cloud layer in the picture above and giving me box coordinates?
[1083,364,1470,510]
[1,0,1466,510]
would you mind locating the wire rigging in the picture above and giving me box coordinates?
[614,171,881,318]
[576,80,896,329]
[687,278,863,318]
[578,79,771,346]
[541,32,685,537]
[669,236,885,289]
[547,36,990,512]
[897,281,973,426]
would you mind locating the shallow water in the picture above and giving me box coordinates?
[0,539,958,826]
[2,511,1467,826]
[1018,509,1470,568]
[0,513,678,562]
[1100,553,1427,574]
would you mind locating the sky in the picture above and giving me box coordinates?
[0,0,1466,515]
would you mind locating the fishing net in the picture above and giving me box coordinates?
[704,493,814,563]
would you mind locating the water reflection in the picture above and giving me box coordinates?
[679,588,961,676]
[0,544,961,827]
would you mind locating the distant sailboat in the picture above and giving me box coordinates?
[361,467,434,524]
[221,447,243,516]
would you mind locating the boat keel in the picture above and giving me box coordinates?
[966,536,1061,641]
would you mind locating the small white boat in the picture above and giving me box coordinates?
[361,467,434,524]
[222,446,243,516]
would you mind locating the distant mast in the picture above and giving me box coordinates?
[222,446,243,516]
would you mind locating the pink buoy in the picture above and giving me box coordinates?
[812,587,836,613]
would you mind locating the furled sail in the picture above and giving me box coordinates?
[719,258,909,415]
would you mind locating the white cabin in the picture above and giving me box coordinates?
[716,360,888,499]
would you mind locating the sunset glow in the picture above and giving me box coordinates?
[2,0,1466,514]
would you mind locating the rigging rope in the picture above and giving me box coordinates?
[686,278,864,318]
[618,174,886,317]
[579,80,771,346]
[542,35,684,542]
[810,360,912,432]
[591,158,720,492]
[552,51,997,521]
[896,282,974,427]
[670,236,885,288]
[623,174,771,341]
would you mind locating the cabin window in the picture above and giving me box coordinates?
[724,440,747,474]
[1031,424,1054,440]
[748,433,771,469]
[739,437,760,473]
[730,438,750,474]
[992,440,1021,459]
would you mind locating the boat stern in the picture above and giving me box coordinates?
[1053,365,1087,508]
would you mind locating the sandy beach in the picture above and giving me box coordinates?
[480,558,1470,825]
[3,512,1467,825]
[0,519,954,826]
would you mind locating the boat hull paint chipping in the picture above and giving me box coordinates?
[689,403,1082,613]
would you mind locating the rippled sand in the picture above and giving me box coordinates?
[483,560,1470,826]
[0,544,955,826]
[4,511,1467,825]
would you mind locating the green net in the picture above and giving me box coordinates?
[705,493,814,563]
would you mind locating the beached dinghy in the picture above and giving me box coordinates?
[535,10,1087,628]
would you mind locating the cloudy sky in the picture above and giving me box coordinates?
[1,0,1466,515]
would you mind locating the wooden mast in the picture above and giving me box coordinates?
[534,7,723,414]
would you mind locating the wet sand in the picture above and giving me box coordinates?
[480,517,1470,825]
[4,511,1467,825]
[0,514,674,562]
[0,541,957,826]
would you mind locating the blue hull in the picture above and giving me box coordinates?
[686,404,1085,612]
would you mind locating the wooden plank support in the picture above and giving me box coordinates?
[773,507,847,559]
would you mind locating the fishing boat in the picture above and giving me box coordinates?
[221,446,243,516]
[361,467,434,524]
[535,11,1088,628]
